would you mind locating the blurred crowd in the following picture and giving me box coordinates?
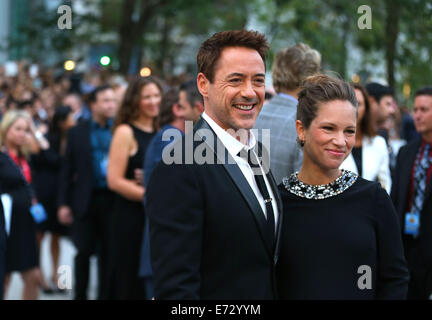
[0,38,429,300]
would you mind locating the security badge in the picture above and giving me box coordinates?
[405,212,420,237]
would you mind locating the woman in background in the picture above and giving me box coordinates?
[106,76,162,299]
[277,75,409,299]
[0,110,42,299]
[31,105,76,292]
[340,84,392,193]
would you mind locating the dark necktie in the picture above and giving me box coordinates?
[411,143,432,237]
[241,149,276,242]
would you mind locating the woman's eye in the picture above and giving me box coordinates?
[323,126,333,131]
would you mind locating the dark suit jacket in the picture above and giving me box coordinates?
[0,190,6,300]
[58,120,94,219]
[391,138,432,269]
[145,118,283,300]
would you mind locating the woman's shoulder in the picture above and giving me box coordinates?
[113,124,134,141]
[364,135,387,148]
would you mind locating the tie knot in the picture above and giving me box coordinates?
[238,148,261,168]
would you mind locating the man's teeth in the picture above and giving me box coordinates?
[234,104,254,110]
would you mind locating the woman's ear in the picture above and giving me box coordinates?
[296,120,305,142]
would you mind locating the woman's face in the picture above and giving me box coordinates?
[6,117,30,148]
[297,99,357,171]
[355,89,366,123]
[139,83,161,119]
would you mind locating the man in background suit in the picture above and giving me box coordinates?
[391,86,432,299]
[254,43,321,184]
[0,194,5,300]
[146,30,283,299]
[58,85,116,300]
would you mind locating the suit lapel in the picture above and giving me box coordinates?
[194,118,274,258]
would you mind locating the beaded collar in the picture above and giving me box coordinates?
[282,169,358,200]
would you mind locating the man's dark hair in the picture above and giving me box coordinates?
[415,86,432,97]
[180,80,203,107]
[365,82,394,103]
[159,88,180,128]
[197,30,269,83]
[88,85,112,105]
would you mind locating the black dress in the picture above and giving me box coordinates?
[107,124,155,299]
[31,133,69,235]
[0,152,38,272]
[276,170,410,300]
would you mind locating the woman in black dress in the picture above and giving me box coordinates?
[277,74,409,299]
[106,76,162,299]
[0,110,41,299]
[31,105,76,291]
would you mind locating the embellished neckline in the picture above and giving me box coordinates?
[282,169,358,200]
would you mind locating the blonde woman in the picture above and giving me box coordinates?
[0,110,46,299]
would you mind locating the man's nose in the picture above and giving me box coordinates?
[241,81,257,99]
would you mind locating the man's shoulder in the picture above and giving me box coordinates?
[256,95,297,126]
[398,137,422,157]
[70,119,90,135]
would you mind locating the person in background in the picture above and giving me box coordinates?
[277,74,409,299]
[255,43,321,184]
[340,84,392,193]
[57,85,117,300]
[139,82,204,299]
[0,110,45,300]
[0,191,6,300]
[365,82,395,141]
[31,105,76,293]
[391,86,432,299]
[106,76,162,299]
[63,93,91,123]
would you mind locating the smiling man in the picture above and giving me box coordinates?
[391,86,432,299]
[145,30,283,299]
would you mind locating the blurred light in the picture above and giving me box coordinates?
[351,74,360,83]
[100,56,111,66]
[140,67,151,77]
[64,60,76,71]
[403,83,411,98]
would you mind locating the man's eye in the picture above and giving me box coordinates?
[230,78,241,83]
[346,130,356,134]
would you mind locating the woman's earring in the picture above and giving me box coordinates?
[296,137,305,148]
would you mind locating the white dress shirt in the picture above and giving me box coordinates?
[202,112,279,229]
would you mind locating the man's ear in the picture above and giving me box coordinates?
[197,73,209,98]
[172,103,182,118]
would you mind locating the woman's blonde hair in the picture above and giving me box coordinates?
[0,110,33,157]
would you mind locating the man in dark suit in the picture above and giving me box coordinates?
[145,30,283,299]
[58,85,117,300]
[391,86,432,299]
[0,193,5,300]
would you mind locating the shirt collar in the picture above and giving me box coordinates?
[201,112,256,158]
[91,118,113,129]
[278,92,298,103]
